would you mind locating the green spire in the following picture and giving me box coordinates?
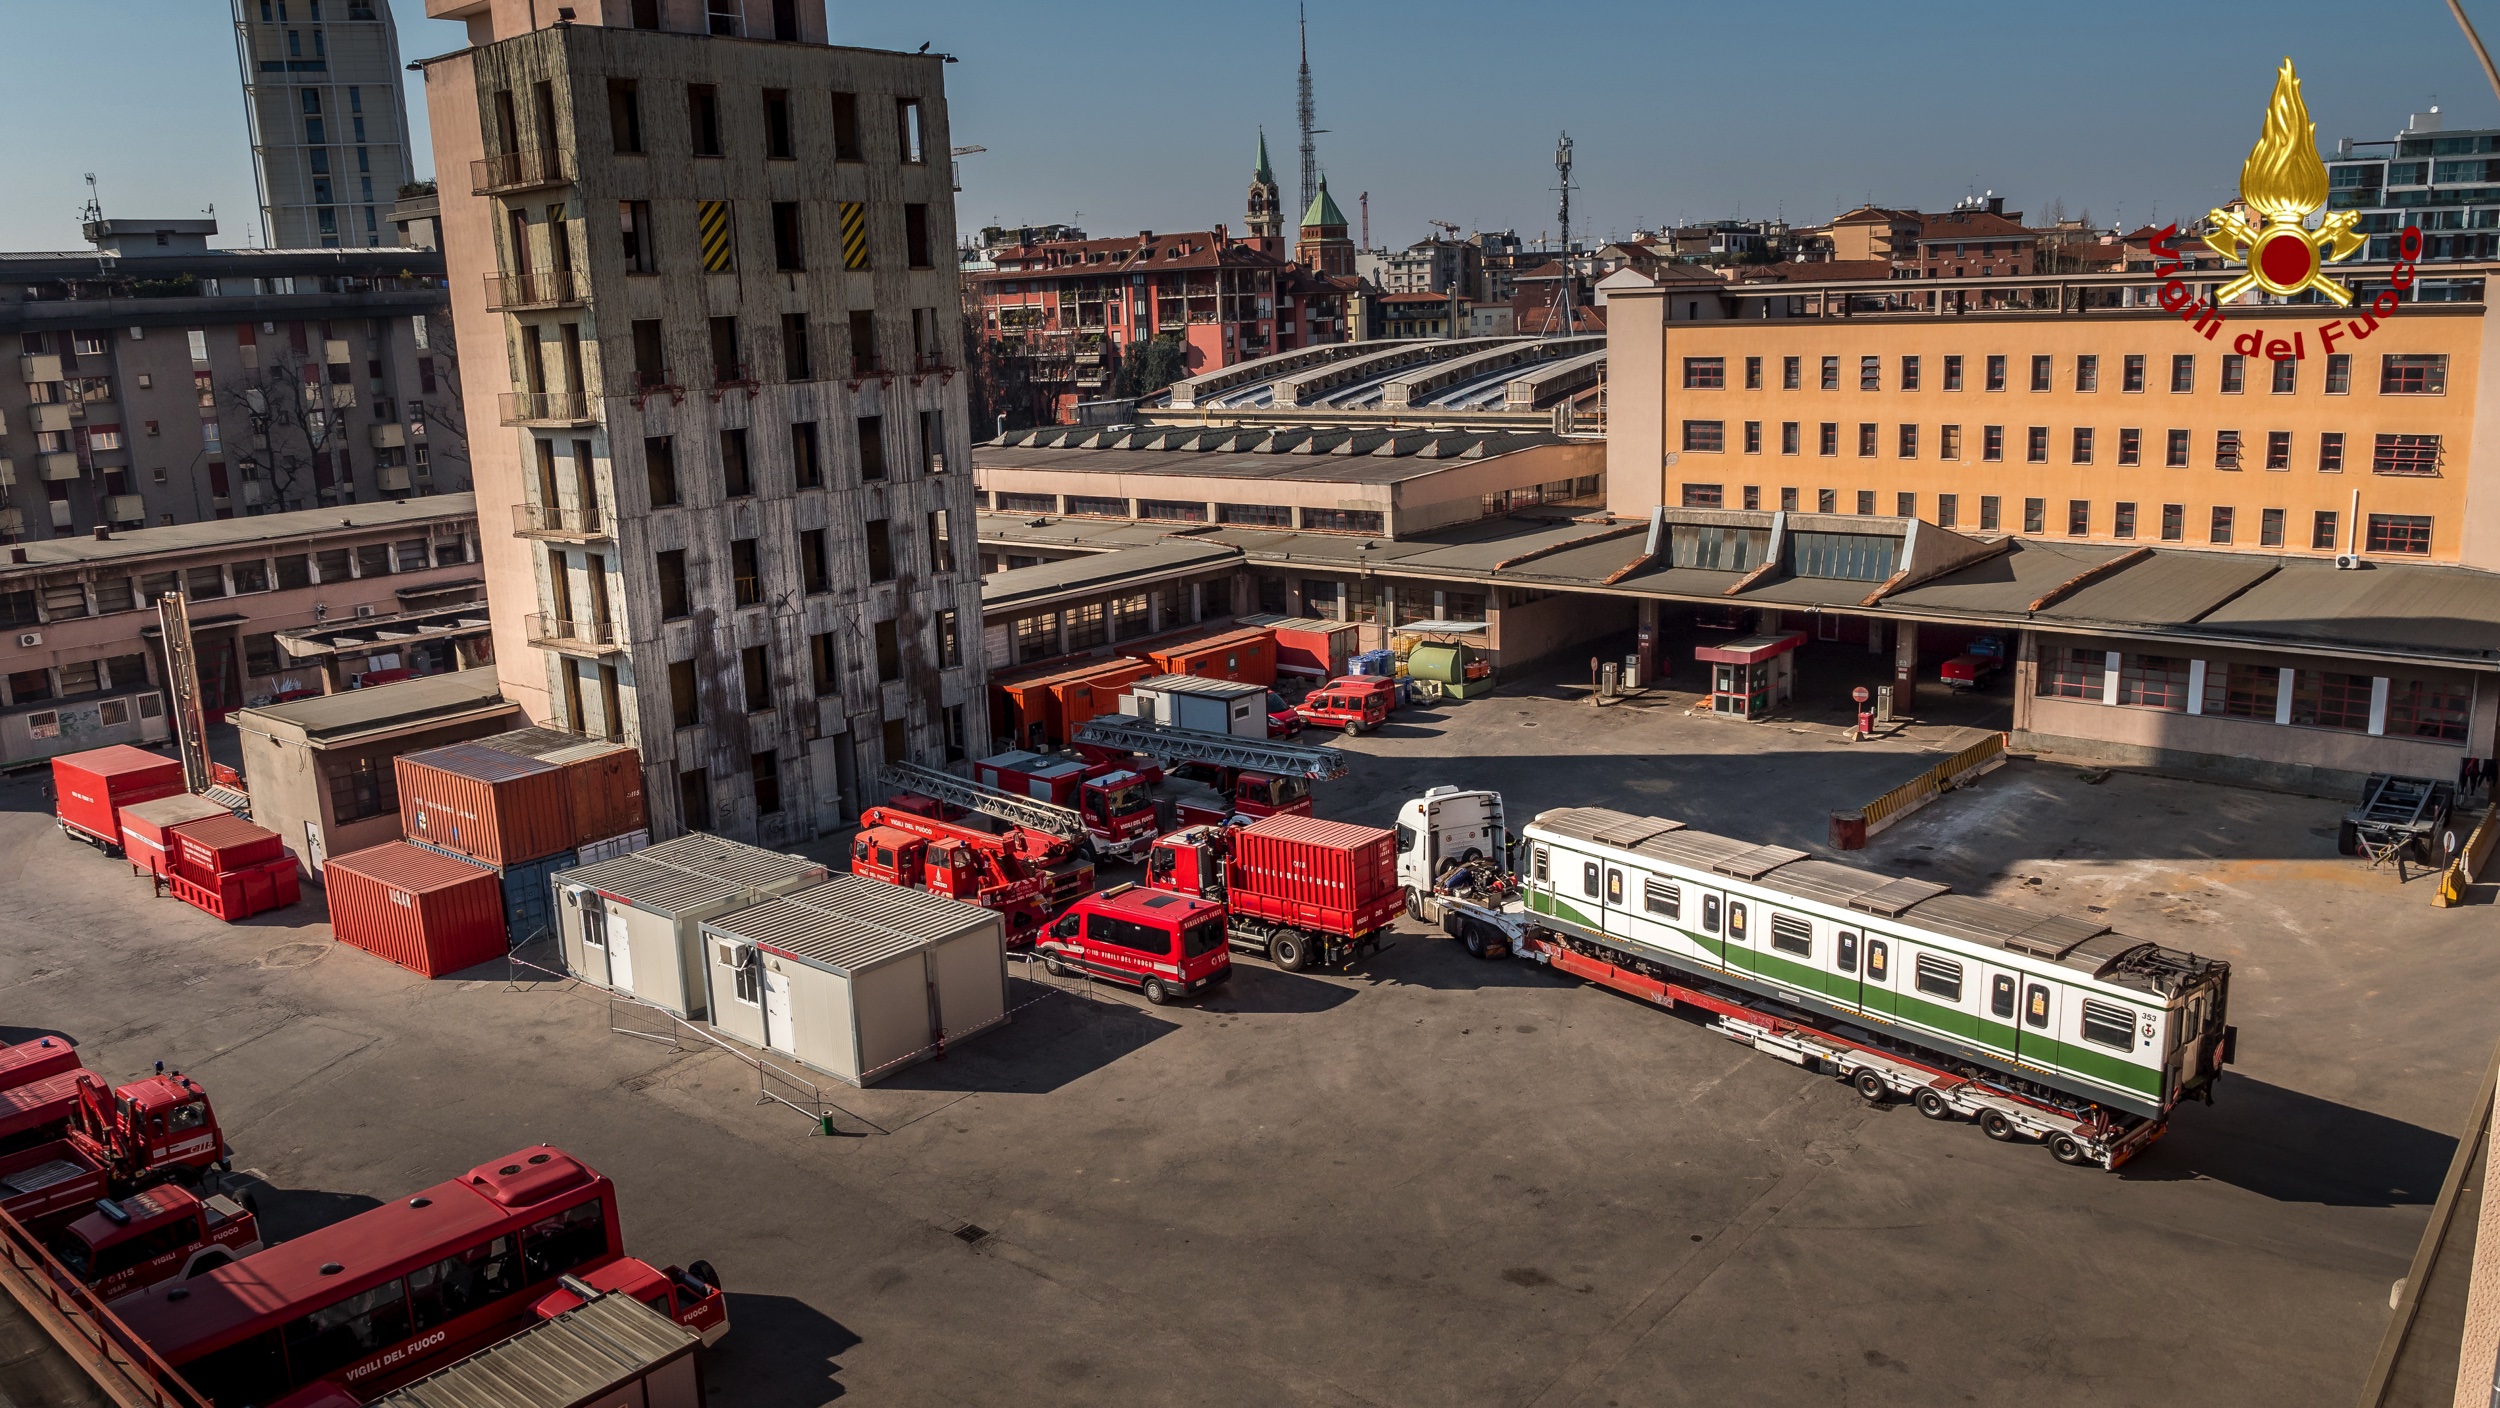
[1254,129,1275,184]
[1302,174,1348,229]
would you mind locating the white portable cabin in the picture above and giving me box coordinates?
[699,874,1009,1086]
[1121,674,1267,738]
[553,834,827,1018]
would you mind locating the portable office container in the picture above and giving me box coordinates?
[1122,674,1269,738]
[168,814,287,882]
[52,746,186,850]
[1242,616,1358,680]
[701,874,1008,1087]
[119,794,235,877]
[323,841,508,977]
[397,742,576,867]
[554,838,826,1018]
[1136,627,1277,687]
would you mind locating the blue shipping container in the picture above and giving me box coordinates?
[409,838,578,947]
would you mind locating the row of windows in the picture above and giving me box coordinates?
[1683,352,2448,396]
[1670,483,2433,554]
[2039,649,2472,740]
[598,80,925,166]
[664,608,960,728]
[1558,861,2136,1050]
[0,539,466,629]
[1680,420,2440,475]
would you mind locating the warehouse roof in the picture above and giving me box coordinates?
[983,539,1242,609]
[0,493,475,571]
[232,668,514,745]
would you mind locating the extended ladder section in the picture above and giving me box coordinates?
[1074,717,1351,780]
[879,762,1087,842]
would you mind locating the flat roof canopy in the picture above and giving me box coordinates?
[1695,631,1806,665]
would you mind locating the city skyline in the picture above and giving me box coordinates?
[6,2,2500,251]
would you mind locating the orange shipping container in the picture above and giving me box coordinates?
[1137,628,1277,687]
[323,841,509,977]
[1049,659,1153,740]
[540,740,647,844]
[397,743,576,867]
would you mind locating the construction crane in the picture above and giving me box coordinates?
[1074,718,1350,780]
[880,760,1086,842]
[949,144,986,194]
[1428,220,1461,239]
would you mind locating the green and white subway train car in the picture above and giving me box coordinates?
[1520,807,2234,1122]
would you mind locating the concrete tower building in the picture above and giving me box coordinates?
[1296,176,1355,277]
[231,0,419,249]
[1246,131,1282,243]
[419,0,985,846]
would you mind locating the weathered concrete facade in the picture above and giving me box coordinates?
[423,0,985,846]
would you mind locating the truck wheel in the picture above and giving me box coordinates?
[1405,890,1424,921]
[2047,1134,2090,1167]
[1345,720,1365,736]
[1041,953,1068,977]
[1462,924,1492,960]
[1980,1110,2018,1142]
[1270,932,1310,972]
[1853,1069,1890,1104]
[1914,1089,1953,1120]
[2336,819,2359,856]
[1140,977,1173,1005]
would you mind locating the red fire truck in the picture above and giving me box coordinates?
[1142,814,1403,971]
[114,1146,726,1408]
[48,1184,262,1303]
[0,1071,232,1231]
[975,750,1176,861]
[1166,762,1313,820]
[849,806,1090,945]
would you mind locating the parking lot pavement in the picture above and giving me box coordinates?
[6,677,2491,1407]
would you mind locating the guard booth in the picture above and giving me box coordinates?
[1696,631,1805,719]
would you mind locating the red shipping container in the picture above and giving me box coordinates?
[1138,628,1278,687]
[541,741,646,844]
[397,743,576,867]
[51,746,186,850]
[1224,813,1401,937]
[169,813,285,881]
[323,841,509,978]
[120,794,234,877]
[1263,618,1358,680]
[1051,659,1153,740]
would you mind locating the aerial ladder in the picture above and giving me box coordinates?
[1072,718,1350,779]
[875,761,1095,902]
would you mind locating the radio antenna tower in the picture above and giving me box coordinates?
[1552,132,1577,335]
[1297,5,1319,220]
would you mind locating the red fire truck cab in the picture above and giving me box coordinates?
[1294,677,1397,734]
[531,1256,728,1347]
[76,1071,231,1188]
[1168,762,1313,820]
[51,1185,261,1302]
[850,824,1054,946]
[1037,885,1233,1004]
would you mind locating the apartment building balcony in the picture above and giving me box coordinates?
[37,452,80,481]
[485,269,584,311]
[511,502,612,543]
[526,614,625,658]
[497,391,598,427]
[470,148,571,195]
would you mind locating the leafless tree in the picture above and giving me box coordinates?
[223,349,351,511]
[413,309,469,477]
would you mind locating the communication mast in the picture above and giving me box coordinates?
[1360,191,1369,249]
[1552,132,1577,335]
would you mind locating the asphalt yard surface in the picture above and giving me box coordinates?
[5,665,2489,1406]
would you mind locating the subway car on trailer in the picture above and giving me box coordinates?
[1504,806,2234,1167]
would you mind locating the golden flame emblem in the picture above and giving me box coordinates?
[2204,59,2367,303]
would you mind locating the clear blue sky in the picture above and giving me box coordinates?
[5,1,2500,250]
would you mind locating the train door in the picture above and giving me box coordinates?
[1981,967,2020,1058]
[1858,932,1896,1016]
[1828,926,1864,1012]
[1692,886,1728,965]
[761,963,796,1056]
[1601,864,1627,938]
[1720,895,1753,977]
[2017,978,2062,1072]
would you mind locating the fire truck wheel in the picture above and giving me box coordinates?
[1041,952,1068,977]
[2047,1134,2091,1167]
[1270,932,1311,972]
[1913,1089,1953,1120]
[1140,977,1173,1005]
[1406,891,1424,921]
[1980,1110,2019,1142]
[687,1260,720,1289]
[1345,720,1365,736]
[1853,1070,1890,1103]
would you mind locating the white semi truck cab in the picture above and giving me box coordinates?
[1394,786,1534,958]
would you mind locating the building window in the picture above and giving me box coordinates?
[1780,421,1800,455]
[2040,646,2105,699]
[2290,670,2374,731]
[2319,432,2346,473]
[2113,501,2137,539]
[1979,495,2000,531]
[2170,354,2194,393]
[1066,601,1108,650]
[857,414,886,480]
[1818,422,1838,456]
[830,91,863,159]
[2117,654,2191,710]
[1817,489,1837,513]
[2261,507,2286,546]
[655,549,689,619]
[2381,354,2447,394]
[1680,483,1724,509]
[896,97,926,162]
[2366,513,2433,554]
[1742,421,1762,454]
[2215,430,2241,470]
[874,619,902,682]
[2122,354,2144,393]
[1856,490,1877,515]
[2025,426,2048,463]
[2029,354,2051,392]
[2071,427,2093,464]
[771,202,804,271]
[1682,420,1724,452]
[1943,355,1963,391]
[2389,679,2472,741]
[1782,355,1800,390]
[687,84,721,156]
[1893,423,1915,458]
[2209,506,2235,544]
[2220,354,2245,394]
[1779,488,1799,512]
[2203,662,2278,719]
[1013,612,1058,663]
[328,757,398,823]
[2161,502,2184,541]
[1892,355,1917,391]
[2065,500,2089,536]
[904,204,933,267]
[1857,423,1877,457]
[1985,354,2006,392]
[2117,428,2141,466]
[729,537,761,607]
[2325,353,2351,394]
[2372,433,2442,477]
[1682,357,1725,389]
[1820,355,1839,391]
[1938,424,1961,460]
[2023,497,2045,534]
[1936,493,1958,527]
[2076,354,2099,392]
[864,519,895,580]
[2270,357,2296,394]
[1304,509,1384,534]
[1860,355,1881,391]
[1982,425,2003,461]
[1744,356,1762,389]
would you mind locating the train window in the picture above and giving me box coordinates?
[1866,940,1888,982]
[1726,902,1747,943]
[2025,984,2050,1029]
[1990,974,2016,1019]
[1582,862,1601,898]
[1769,914,1811,957]
[1914,954,1962,1001]
[2080,999,2135,1050]
[1643,880,1680,918]
[1532,847,1548,882]
[1837,931,1858,973]
[1605,869,1623,904]
[1701,895,1721,932]
[283,1276,412,1380]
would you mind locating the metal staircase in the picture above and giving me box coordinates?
[879,761,1087,840]
[1074,717,1350,779]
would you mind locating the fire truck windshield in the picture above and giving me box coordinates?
[1272,777,1310,806]
[1099,783,1146,815]
[46,1234,93,1281]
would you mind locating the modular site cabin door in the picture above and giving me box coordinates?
[761,966,796,1056]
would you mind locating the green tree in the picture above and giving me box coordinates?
[1108,335,1189,400]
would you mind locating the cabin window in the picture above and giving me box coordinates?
[1866,939,1888,982]
[1837,931,1858,973]
[282,1276,412,1380]
[2081,999,2136,1051]
[2025,984,2050,1029]
[1582,862,1601,899]
[1532,846,1548,882]
[1643,880,1680,918]
[1991,974,2016,1019]
[1914,954,1962,1001]
[1702,895,1721,933]
[521,1199,610,1283]
[1726,902,1748,943]
[1769,914,1811,957]
[1605,868,1623,905]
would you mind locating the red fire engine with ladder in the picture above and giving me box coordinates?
[1072,716,1350,843]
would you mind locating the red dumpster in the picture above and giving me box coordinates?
[52,746,185,852]
[168,813,286,882]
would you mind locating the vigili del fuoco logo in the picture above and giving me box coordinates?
[2145,58,2422,361]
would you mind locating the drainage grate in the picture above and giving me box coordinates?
[953,1224,990,1244]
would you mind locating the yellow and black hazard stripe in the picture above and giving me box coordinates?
[838,201,869,270]
[696,200,734,272]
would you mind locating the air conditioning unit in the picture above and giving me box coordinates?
[16,632,40,648]
[2334,554,2363,570]
[354,604,378,619]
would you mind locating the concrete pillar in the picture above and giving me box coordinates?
[1637,599,1659,682]
[1867,616,1886,654]
[1892,620,1918,712]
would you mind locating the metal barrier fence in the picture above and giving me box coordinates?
[1832,732,2008,850]
[603,994,882,1136]
[0,1206,211,1408]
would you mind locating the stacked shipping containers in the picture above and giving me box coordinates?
[162,812,300,921]
[394,736,648,945]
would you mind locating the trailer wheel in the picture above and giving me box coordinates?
[1980,1110,2019,1142]
[1140,977,1173,1005]
[2047,1134,2091,1167]
[1270,932,1310,972]
[1853,1070,1890,1104]
[1462,924,1491,960]
[2336,819,2359,856]
[687,1260,720,1289]
[1913,1089,1953,1120]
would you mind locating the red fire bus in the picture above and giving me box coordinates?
[112,1146,722,1408]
